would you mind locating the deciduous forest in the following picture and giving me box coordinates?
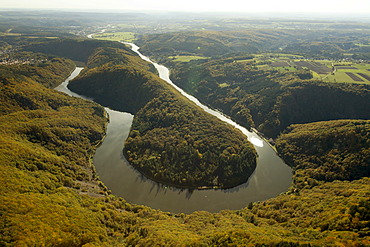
[0,11,369,246]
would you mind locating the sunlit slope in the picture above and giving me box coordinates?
[0,55,75,89]
[69,46,257,189]
[276,120,370,188]
[0,62,113,245]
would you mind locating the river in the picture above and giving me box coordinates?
[55,44,292,214]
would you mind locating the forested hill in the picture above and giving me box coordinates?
[0,53,75,89]
[169,58,370,137]
[137,29,370,60]
[137,30,294,57]
[68,43,257,189]
[276,120,370,189]
[23,38,131,65]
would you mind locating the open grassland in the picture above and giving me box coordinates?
[0,32,22,36]
[168,55,210,62]
[92,32,136,42]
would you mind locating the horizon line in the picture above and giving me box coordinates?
[1,8,370,16]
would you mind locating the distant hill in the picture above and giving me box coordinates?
[137,29,370,59]
[23,38,129,65]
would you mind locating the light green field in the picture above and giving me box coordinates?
[169,55,210,62]
[0,32,21,36]
[356,43,370,47]
[323,66,370,84]
[263,53,305,59]
[218,82,230,88]
[92,32,135,42]
[253,53,370,85]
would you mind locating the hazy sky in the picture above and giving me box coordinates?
[2,0,370,13]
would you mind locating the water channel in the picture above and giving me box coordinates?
[55,44,292,214]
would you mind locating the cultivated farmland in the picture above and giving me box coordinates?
[252,53,370,84]
[293,60,332,74]
[358,73,370,81]
[345,72,364,82]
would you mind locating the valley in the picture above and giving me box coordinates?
[0,10,369,246]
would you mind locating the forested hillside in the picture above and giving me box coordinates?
[0,52,75,88]
[276,120,370,188]
[0,59,113,245]
[68,42,257,189]
[137,29,370,59]
[137,30,293,57]
[24,38,131,65]
[169,58,370,137]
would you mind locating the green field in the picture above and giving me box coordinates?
[0,32,21,36]
[324,65,370,84]
[168,55,210,62]
[92,32,135,42]
[253,54,370,84]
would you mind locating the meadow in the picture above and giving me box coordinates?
[168,55,210,62]
[250,53,370,84]
[92,32,136,42]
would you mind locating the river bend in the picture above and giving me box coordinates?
[55,44,292,214]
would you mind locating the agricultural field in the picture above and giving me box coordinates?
[252,53,370,84]
[92,31,136,42]
[168,55,210,62]
[325,62,370,84]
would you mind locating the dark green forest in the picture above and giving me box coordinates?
[1,13,370,246]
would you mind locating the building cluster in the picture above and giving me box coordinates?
[0,53,47,65]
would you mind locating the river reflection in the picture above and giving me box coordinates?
[93,116,292,214]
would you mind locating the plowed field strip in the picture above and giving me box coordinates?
[345,72,364,82]
[358,73,370,81]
